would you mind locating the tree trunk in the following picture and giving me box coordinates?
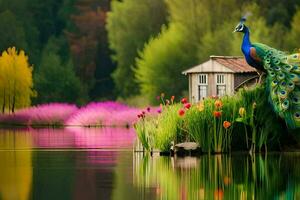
[12,83,16,113]
[12,93,15,113]
[8,92,10,114]
[2,88,5,114]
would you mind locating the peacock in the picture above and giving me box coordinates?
[234,17,300,129]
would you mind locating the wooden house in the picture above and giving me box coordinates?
[182,56,259,104]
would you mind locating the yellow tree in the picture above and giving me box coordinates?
[0,47,34,113]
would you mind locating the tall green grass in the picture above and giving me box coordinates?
[154,104,184,151]
[134,85,287,153]
[185,97,238,153]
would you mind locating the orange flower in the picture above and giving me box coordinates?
[213,111,222,118]
[223,121,231,129]
[223,176,231,185]
[178,109,185,117]
[214,189,224,200]
[214,100,223,109]
[171,95,175,101]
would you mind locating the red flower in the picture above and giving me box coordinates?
[184,103,191,109]
[178,109,185,117]
[213,111,222,118]
[137,113,145,119]
[181,97,188,104]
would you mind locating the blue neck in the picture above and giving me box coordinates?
[240,26,263,70]
[242,27,251,53]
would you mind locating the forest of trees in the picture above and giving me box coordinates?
[0,0,300,106]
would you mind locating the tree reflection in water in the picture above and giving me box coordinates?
[134,153,300,200]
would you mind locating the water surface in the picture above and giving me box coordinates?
[0,128,299,200]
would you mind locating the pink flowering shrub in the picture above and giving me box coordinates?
[65,101,143,127]
[0,101,156,127]
[0,103,78,126]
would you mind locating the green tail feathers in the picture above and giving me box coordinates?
[262,47,300,129]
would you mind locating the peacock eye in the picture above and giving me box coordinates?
[281,82,286,86]
[294,97,298,102]
[295,113,300,118]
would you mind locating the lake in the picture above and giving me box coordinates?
[0,128,299,200]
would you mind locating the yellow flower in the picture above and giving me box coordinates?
[239,107,246,117]
[252,102,257,109]
[197,102,204,112]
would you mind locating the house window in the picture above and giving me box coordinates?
[216,74,226,97]
[198,74,208,101]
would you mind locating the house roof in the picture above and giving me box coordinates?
[182,56,257,75]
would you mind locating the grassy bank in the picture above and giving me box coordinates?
[134,85,297,154]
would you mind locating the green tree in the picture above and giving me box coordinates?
[106,0,167,97]
[0,10,27,52]
[34,38,87,104]
[287,7,300,51]
[136,24,194,103]
[166,0,240,60]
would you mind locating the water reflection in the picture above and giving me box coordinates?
[0,132,32,200]
[0,128,300,200]
[0,128,139,200]
[0,127,136,149]
[134,154,300,200]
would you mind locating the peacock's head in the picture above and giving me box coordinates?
[233,17,247,33]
